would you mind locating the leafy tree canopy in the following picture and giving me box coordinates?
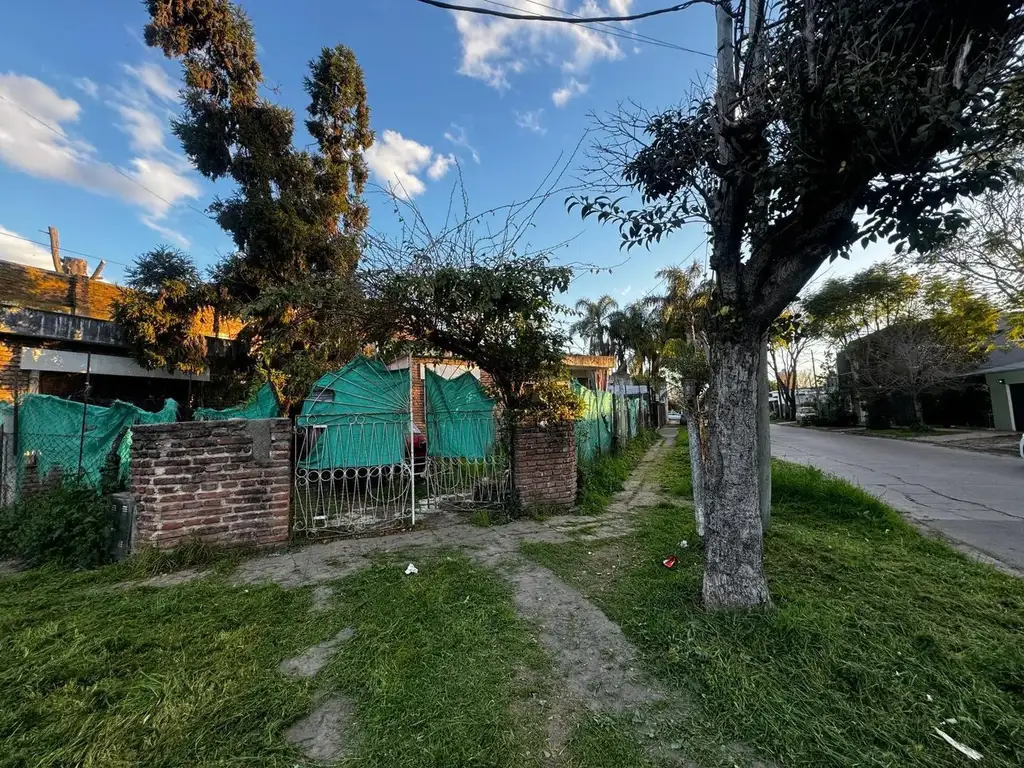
[364,255,579,419]
[128,0,373,408]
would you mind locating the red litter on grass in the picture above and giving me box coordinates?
[663,555,678,569]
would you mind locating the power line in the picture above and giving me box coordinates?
[414,0,704,25]
[485,0,712,57]
[0,229,133,269]
[0,92,217,230]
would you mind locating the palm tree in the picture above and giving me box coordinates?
[570,295,619,355]
[647,263,708,344]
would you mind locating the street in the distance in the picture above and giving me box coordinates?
[771,425,1024,571]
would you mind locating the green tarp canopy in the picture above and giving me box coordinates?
[297,357,410,470]
[194,383,279,421]
[11,394,178,489]
[574,382,614,462]
[425,369,496,460]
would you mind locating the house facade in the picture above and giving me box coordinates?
[0,258,239,408]
[978,330,1024,431]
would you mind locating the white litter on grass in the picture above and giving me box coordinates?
[679,540,689,549]
[934,728,982,761]
[404,563,418,575]
[926,694,934,702]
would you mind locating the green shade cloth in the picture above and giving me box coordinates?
[425,369,496,460]
[297,357,410,469]
[194,383,279,421]
[12,394,177,489]
[573,382,615,462]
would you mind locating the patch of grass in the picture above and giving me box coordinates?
[0,568,346,767]
[576,430,659,515]
[0,550,556,768]
[565,714,657,768]
[321,552,552,767]
[523,435,1024,767]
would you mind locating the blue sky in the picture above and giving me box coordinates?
[0,0,882,318]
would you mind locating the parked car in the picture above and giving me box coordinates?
[795,406,817,425]
[666,411,682,425]
[1019,433,1023,459]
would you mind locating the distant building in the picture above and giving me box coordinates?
[564,355,617,391]
[975,327,1024,431]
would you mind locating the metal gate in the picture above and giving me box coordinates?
[424,408,510,511]
[292,358,416,536]
[291,357,513,536]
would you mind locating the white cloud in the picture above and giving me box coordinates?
[0,72,201,245]
[450,0,632,90]
[116,105,165,154]
[427,153,456,181]
[122,62,180,104]
[444,123,481,164]
[365,130,439,199]
[620,284,632,296]
[0,226,55,269]
[552,77,589,107]
[516,109,546,135]
[73,77,99,99]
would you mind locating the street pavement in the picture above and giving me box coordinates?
[771,425,1024,572]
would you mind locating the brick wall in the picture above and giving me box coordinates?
[130,418,291,550]
[513,419,576,509]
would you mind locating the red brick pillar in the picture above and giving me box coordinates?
[130,418,292,551]
[513,419,576,510]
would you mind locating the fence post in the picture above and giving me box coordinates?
[76,351,92,480]
[611,392,618,454]
[408,354,416,526]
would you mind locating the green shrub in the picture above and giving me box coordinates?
[0,484,116,569]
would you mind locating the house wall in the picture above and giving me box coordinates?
[986,370,1024,430]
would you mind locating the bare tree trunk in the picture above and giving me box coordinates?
[757,340,772,533]
[687,414,706,537]
[701,334,772,609]
[912,393,924,426]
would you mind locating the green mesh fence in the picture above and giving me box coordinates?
[193,383,279,421]
[573,383,649,464]
[425,369,497,461]
[8,395,178,491]
[296,357,410,470]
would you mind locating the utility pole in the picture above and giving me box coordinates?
[47,226,63,273]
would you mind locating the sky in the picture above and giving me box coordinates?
[0,0,887,336]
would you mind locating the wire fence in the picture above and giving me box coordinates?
[0,391,179,506]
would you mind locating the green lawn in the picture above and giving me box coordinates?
[522,431,1024,767]
[0,552,553,768]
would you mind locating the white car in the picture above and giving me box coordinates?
[666,411,682,425]
[1020,433,1024,459]
[795,406,817,425]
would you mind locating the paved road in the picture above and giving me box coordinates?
[771,425,1024,572]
